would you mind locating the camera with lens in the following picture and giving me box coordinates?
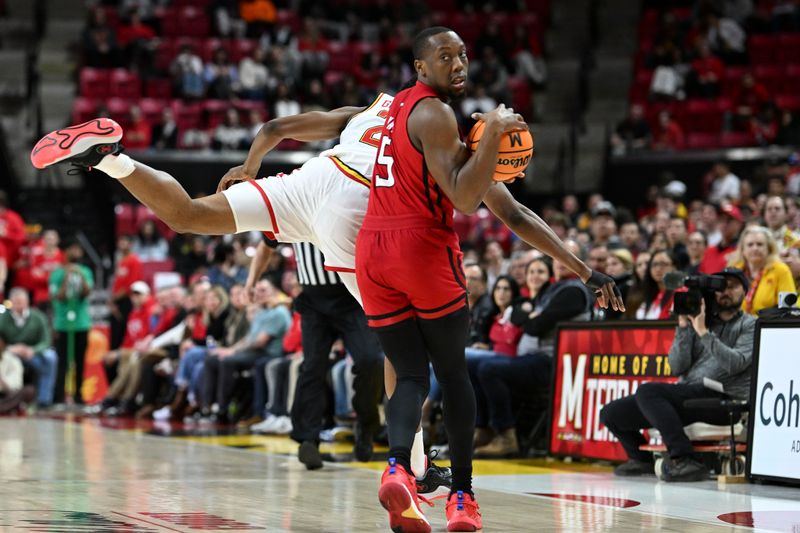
[665,272,727,316]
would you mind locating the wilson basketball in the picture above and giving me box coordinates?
[467,120,534,182]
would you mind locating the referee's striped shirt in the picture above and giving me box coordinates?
[292,242,342,287]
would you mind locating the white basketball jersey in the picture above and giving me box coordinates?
[320,92,394,179]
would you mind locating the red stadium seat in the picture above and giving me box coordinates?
[171,100,203,130]
[327,41,354,73]
[508,76,532,120]
[722,66,749,97]
[79,68,111,99]
[684,99,724,134]
[179,7,210,38]
[160,7,181,36]
[230,39,258,62]
[140,259,178,288]
[776,94,800,111]
[686,132,720,150]
[276,10,301,32]
[233,100,268,122]
[154,39,178,72]
[324,70,344,88]
[201,38,226,62]
[72,97,98,124]
[203,99,229,129]
[720,131,753,147]
[754,65,783,94]
[109,69,141,100]
[145,77,173,99]
[784,64,800,95]
[749,35,778,65]
[139,98,167,123]
[777,33,800,64]
[107,97,132,128]
[173,0,211,7]
[114,203,138,238]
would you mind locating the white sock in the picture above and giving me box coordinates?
[94,154,135,179]
[411,428,427,479]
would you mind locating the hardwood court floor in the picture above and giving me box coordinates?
[0,417,797,532]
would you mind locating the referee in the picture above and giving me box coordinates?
[250,238,384,469]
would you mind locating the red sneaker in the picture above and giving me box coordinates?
[445,490,482,532]
[31,118,123,169]
[378,458,431,533]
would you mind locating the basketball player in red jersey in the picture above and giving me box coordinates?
[357,27,623,533]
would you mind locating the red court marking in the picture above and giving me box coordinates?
[141,512,262,530]
[110,512,185,532]
[718,511,800,530]
[528,493,641,508]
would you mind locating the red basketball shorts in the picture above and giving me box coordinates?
[355,218,468,328]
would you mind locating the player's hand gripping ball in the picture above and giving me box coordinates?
[467,120,534,183]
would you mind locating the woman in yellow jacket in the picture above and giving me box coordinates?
[730,225,797,315]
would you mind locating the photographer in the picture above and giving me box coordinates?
[600,268,755,482]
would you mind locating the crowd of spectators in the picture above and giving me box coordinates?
[76,0,547,151]
[615,0,800,153]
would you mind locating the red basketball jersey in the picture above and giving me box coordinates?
[364,81,455,230]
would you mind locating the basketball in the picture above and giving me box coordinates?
[467,120,534,182]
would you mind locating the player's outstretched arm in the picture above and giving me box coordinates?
[483,183,625,311]
[218,106,365,192]
[410,101,527,214]
[245,240,273,303]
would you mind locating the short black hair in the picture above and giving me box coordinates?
[412,26,454,60]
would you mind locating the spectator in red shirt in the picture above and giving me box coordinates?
[699,204,744,273]
[687,42,724,98]
[0,190,26,269]
[110,235,143,349]
[124,105,152,150]
[29,229,64,308]
[731,72,772,131]
[116,9,156,71]
[0,240,7,299]
[100,280,153,415]
[652,110,686,151]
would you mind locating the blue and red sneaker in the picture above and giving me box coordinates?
[378,458,432,533]
[445,490,482,532]
[30,118,123,170]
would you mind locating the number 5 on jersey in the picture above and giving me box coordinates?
[375,136,395,188]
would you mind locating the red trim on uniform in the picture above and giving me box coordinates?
[415,296,467,320]
[248,180,280,234]
[262,231,276,241]
[325,266,356,273]
[367,308,417,328]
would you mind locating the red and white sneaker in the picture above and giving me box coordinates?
[445,490,482,532]
[30,118,123,170]
[378,458,431,533]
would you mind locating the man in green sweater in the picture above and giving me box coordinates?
[0,287,57,407]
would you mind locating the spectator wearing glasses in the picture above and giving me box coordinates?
[635,250,678,320]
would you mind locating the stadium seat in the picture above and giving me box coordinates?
[233,100,268,122]
[154,39,178,72]
[686,132,720,150]
[231,39,258,62]
[159,7,181,36]
[508,76,533,120]
[276,9,301,32]
[114,203,138,238]
[140,259,178,288]
[171,100,203,130]
[72,97,98,124]
[720,131,753,147]
[145,77,173,99]
[79,68,111,99]
[722,66,749,97]
[139,98,167,123]
[327,41,354,73]
[109,69,142,100]
[203,99,230,129]
[784,64,800,95]
[749,35,778,65]
[107,97,132,128]
[776,94,800,111]
[201,38,224,62]
[777,33,800,64]
[684,99,724,134]
[753,65,782,94]
[179,7,210,38]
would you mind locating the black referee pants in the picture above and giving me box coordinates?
[290,288,384,444]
